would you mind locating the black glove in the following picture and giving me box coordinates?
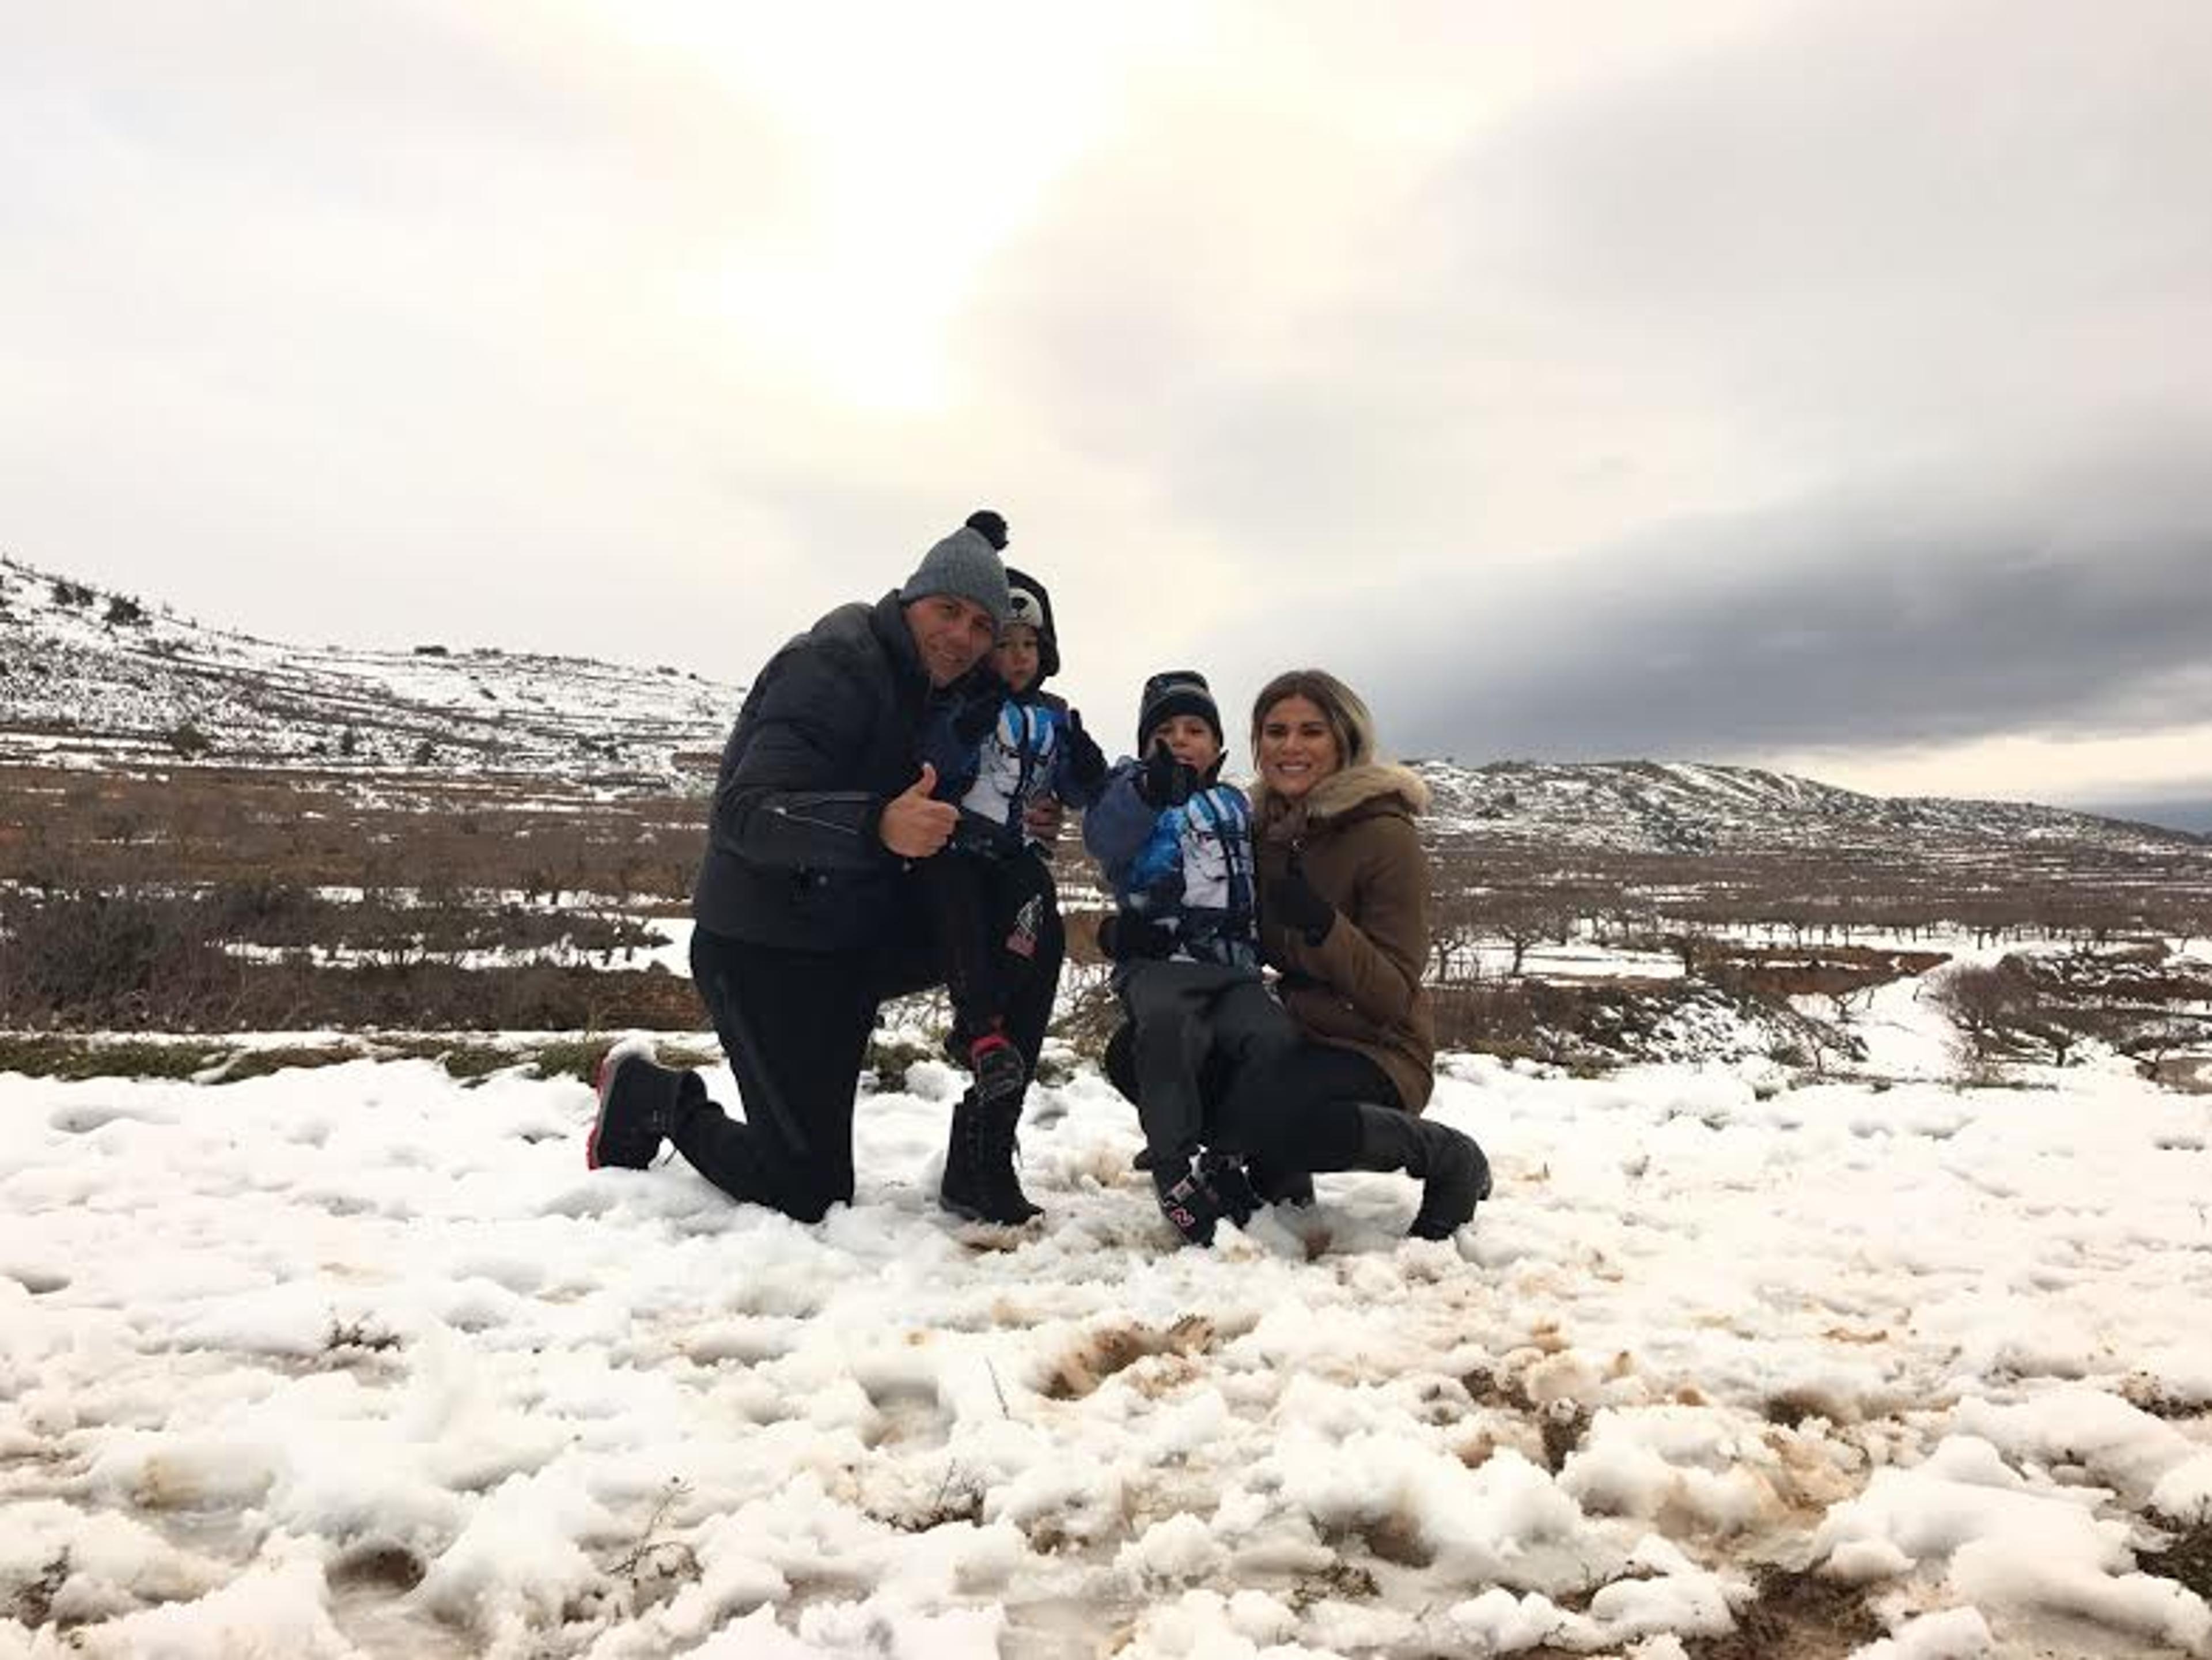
[1062,710,1108,794]
[1097,913,1175,962]
[1137,742,1199,809]
[1265,854,1336,945]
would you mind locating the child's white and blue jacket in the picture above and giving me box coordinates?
[1081,760,1259,970]
[923,685,1103,858]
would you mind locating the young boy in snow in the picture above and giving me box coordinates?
[916,566,1108,1221]
[1082,670,1277,1246]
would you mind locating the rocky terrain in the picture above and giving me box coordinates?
[0,555,734,785]
[6,555,2207,890]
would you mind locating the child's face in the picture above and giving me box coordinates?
[992,623,1040,692]
[1147,714,1221,773]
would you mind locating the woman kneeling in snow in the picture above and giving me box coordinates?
[1108,668,1491,1241]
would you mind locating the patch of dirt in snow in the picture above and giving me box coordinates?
[1685,1565,1883,1659]
[1040,1314,1215,1400]
[2143,1519,2212,1600]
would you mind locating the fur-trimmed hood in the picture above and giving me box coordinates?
[1252,761,1429,832]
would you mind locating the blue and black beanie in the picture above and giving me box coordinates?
[1137,670,1223,753]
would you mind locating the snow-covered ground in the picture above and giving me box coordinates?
[5,1038,2212,1659]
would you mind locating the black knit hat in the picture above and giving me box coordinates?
[1001,565,1059,682]
[1137,669,1222,753]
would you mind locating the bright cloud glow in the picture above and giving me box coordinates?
[3,1,2208,804]
[615,3,1191,413]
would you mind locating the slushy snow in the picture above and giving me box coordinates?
[4,1030,2211,1657]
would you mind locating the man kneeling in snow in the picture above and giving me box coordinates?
[584,508,1062,1226]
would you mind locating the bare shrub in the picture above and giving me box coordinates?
[0,887,242,1027]
[1929,960,2032,1058]
[1485,891,1576,977]
[0,880,700,1033]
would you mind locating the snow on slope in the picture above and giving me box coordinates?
[3,1052,2210,1658]
[1415,758,2210,863]
[10,555,2210,869]
[0,558,739,784]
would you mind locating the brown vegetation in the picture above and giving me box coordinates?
[0,762,702,901]
[5,760,2210,1090]
[0,882,696,1033]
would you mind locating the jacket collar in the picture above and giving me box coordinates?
[1254,762,1429,836]
[870,591,925,683]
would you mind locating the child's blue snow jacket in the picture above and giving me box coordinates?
[1081,759,1259,970]
[923,683,1104,857]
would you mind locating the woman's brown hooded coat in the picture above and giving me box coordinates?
[1252,762,1435,1112]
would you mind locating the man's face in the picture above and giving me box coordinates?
[904,594,1000,688]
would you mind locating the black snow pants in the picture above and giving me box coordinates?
[1113,960,1289,1164]
[1104,1003,1404,1177]
[675,910,1064,1222]
[915,846,1059,1054]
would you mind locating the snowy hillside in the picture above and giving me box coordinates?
[6,555,2205,874]
[0,557,740,784]
[1416,758,2209,862]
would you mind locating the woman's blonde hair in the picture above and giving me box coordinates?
[1249,669,1377,774]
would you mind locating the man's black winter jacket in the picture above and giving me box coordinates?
[691,591,966,951]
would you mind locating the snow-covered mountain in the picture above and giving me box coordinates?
[6,557,2204,865]
[1413,757,2209,860]
[0,556,739,784]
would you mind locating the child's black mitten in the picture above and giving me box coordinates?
[1063,710,1108,793]
[1137,743,1199,809]
[1097,913,1175,962]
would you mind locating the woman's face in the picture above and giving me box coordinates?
[1257,694,1341,801]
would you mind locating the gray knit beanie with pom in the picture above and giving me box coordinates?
[899,509,1012,624]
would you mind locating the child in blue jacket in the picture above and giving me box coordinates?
[916,567,1106,1220]
[1082,670,1281,1245]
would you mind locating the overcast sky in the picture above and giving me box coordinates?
[6,1,2210,809]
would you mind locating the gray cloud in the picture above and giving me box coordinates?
[947,0,2212,776]
[1369,437,2212,759]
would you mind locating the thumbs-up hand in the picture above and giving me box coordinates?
[879,763,960,858]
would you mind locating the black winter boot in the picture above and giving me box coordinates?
[1246,1160,1316,1209]
[1196,1151,1260,1228]
[1350,1103,1491,1240]
[586,1048,683,1170]
[1153,1155,1222,1246]
[940,1082,1042,1225]
[968,1032,1026,1116]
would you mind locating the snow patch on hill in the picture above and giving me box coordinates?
[0,557,739,784]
